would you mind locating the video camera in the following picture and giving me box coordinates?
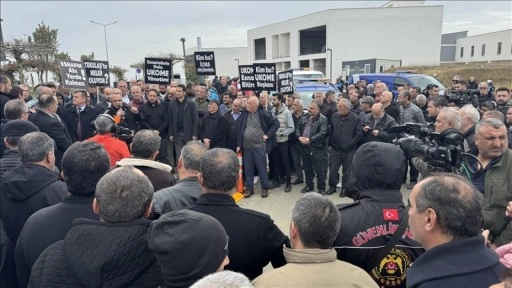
[444,89,479,108]
[390,123,464,173]
[112,124,134,142]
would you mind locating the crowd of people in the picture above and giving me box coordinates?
[0,72,512,287]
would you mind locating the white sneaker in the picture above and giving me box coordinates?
[336,181,342,188]
[254,176,260,185]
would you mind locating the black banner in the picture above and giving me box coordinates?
[194,51,216,75]
[144,58,172,84]
[277,70,294,94]
[59,60,88,89]
[253,63,276,91]
[83,60,110,86]
[239,65,255,91]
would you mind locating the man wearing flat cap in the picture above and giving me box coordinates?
[200,97,228,149]
[147,209,230,288]
[0,119,39,176]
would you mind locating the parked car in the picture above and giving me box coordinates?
[295,79,340,107]
[347,73,446,98]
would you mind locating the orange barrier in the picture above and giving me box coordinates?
[232,151,244,203]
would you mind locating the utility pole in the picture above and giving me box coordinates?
[180,38,186,84]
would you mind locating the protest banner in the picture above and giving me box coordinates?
[194,51,216,75]
[83,60,110,86]
[144,58,172,84]
[59,60,88,89]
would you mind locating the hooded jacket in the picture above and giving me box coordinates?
[335,142,423,288]
[0,164,67,244]
[28,218,163,288]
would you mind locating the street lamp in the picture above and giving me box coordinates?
[326,48,333,83]
[180,38,187,83]
[89,20,118,63]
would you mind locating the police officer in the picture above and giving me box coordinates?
[335,142,423,288]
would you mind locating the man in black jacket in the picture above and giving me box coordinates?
[236,96,279,198]
[0,74,13,120]
[29,94,72,169]
[225,98,242,152]
[1,99,31,158]
[139,88,169,164]
[202,98,228,149]
[28,167,163,288]
[105,89,144,134]
[362,103,397,144]
[168,84,199,158]
[335,142,423,288]
[117,130,176,192]
[15,141,110,288]
[0,120,39,177]
[62,90,99,142]
[152,141,207,218]
[1,132,67,246]
[188,148,289,280]
[327,99,362,196]
[296,101,329,194]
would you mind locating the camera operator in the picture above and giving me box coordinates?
[88,114,130,167]
[411,107,461,178]
[459,104,480,151]
[104,88,144,133]
[463,118,512,248]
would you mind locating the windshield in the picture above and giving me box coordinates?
[408,75,446,91]
[297,89,337,107]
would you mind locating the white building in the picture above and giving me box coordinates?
[455,29,512,63]
[185,46,249,78]
[247,2,443,81]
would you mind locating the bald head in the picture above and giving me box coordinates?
[381,91,393,105]
[372,103,385,119]
[247,96,260,113]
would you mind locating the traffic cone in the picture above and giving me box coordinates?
[232,151,245,203]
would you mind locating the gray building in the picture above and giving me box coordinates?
[440,31,468,63]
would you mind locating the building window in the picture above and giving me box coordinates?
[254,38,266,60]
[460,47,464,58]
[299,25,326,56]
[481,44,486,56]
[379,66,384,73]
[471,46,474,57]
[497,42,502,55]
[364,64,371,73]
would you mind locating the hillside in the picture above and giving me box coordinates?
[386,62,512,89]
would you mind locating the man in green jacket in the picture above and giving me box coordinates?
[465,118,512,248]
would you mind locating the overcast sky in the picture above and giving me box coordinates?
[1,1,511,79]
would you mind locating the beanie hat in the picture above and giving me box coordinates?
[3,120,40,137]
[207,97,220,106]
[147,210,229,288]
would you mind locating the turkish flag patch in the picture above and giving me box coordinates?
[383,209,399,221]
